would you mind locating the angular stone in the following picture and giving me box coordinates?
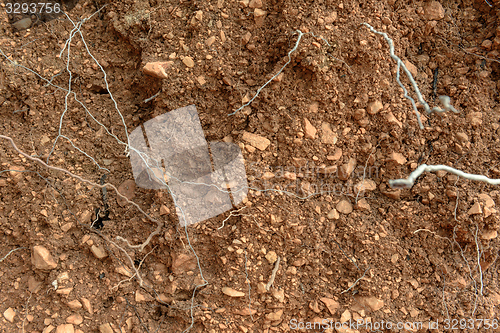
[336,199,353,214]
[481,230,498,240]
[143,61,173,79]
[365,297,384,311]
[196,76,206,85]
[66,300,82,310]
[272,289,285,302]
[478,193,495,208]
[388,152,407,165]
[242,131,270,151]
[358,296,384,312]
[403,60,418,78]
[340,309,351,323]
[292,258,306,266]
[354,179,377,193]
[182,56,195,68]
[205,36,216,47]
[115,265,133,278]
[320,297,339,315]
[385,112,402,128]
[90,245,107,259]
[32,246,57,270]
[12,17,32,31]
[456,132,469,143]
[233,308,257,316]
[61,223,73,232]
[355,198,371,211]
[466,112,482,126]
[329,148,342,161]
[55,324,75,333]
[321,122,337,145]
[261,171,275,180]
[248,0,262,8]
[367,100,383,115]
[135,289,152,302]
[254,8,266,21]
[3,307,15,323]
[382,189,401,200]
[222,287,245,297]
[66,314,83,325]
[303,118,317,139]
[256,282,267,294]
[353,109,366,120]
[9,165,24,183]
[338,158,357,180]
[309,300,320,313]
[81,298,93,315]
[266,309,283,321]
[327,208,339,220]
[423,1,445,20]
[159,205,170,216]
[171,252,197,275]
[99,323,113,333]
[28,276,42,293]
[467,202,482,215]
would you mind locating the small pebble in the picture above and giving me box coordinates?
[3,307,15,323]
[265,251,278,264]
[222,287,245,297]
[182,56,195,68]
[336,199,353,214]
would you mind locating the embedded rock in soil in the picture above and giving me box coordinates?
[90,244,107,259]
[32,245,57,270]
[327,208,340,220]
[467,202,482,215]
[320,297,340,315]
[339,158,357,180]
[143,61,173,79]
[66,300,82,310]
[303,118,317,139]
[182,56,195,68]
[55,324,75,333]
[242,131,270,151]
[3,307,15,323]
[265,250,278,264]
[266,309,283,321]
[481,230,498,240]
[336,199,353,214]
[357,296,384,312]
[248,0,262,8]
[117,179,136,207]
[66,314,83,325]
[367,100,383,115]
[354,179,377,193]
[321,122,337,145]
[388,152,407,165]
[355,198,371,211]
[99,323,113,333]
[222,287,245,297]
[422,1,445,21]
[171,252,197,275]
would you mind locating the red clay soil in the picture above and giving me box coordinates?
[1,0,500,332]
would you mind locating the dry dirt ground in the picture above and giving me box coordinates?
[1,0,500,332]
